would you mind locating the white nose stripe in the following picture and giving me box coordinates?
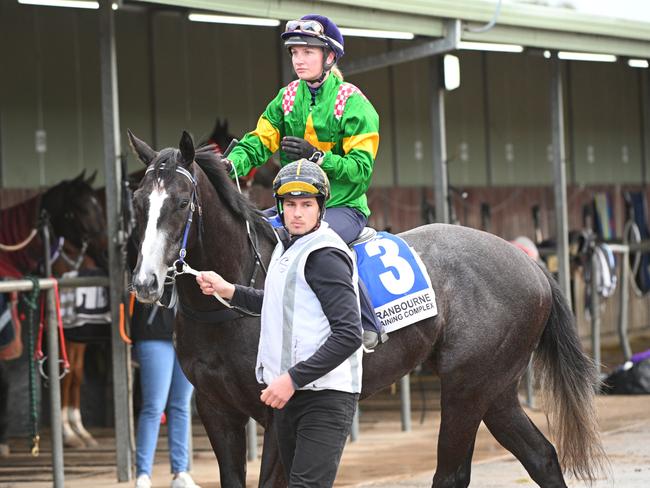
[136,185,168,285]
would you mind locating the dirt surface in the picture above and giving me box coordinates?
[1,395,649,488]
[2,336,649,487]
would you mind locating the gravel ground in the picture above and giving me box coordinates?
[353,420,650,488]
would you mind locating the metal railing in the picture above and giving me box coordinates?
[0,274,109,488]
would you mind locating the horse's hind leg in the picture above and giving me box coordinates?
[61,343,85,448]
[431,388,483,488]
[195,391,248,488]
[482,385,567,488]
[67,343,98,447]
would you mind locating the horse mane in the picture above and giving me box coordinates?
[151,145,276,243]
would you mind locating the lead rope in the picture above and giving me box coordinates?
[22,277,41,457]
[34,283,70,382]
[0,228,38,252]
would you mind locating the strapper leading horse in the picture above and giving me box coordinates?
[128,131,606,488]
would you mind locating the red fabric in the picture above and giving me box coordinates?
[0,195,41,277]
[0,292,23,360]
[510,241,537,259]
[282,80,301,115]
[334,82,367,120]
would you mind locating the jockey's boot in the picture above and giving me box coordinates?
[359,280,388,351]
[362,329,390,351]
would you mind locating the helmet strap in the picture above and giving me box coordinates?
[302,48,334,85]
[322,48,336,71]
[305,67,328,85]
[275,197,327,235]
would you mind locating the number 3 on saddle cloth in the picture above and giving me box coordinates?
[353,232,437,334]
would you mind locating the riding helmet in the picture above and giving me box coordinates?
[281,14,345,62]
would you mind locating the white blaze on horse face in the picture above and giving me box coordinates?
[135,184,168,293]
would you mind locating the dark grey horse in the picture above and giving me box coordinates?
[128,131,606,488]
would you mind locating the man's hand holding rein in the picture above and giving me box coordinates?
[196,271,235,300]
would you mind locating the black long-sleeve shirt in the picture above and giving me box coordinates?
[231,242,362,388]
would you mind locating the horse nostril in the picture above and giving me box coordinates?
[150,274,158,290]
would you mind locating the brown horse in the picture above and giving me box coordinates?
[52,240,109,448]
[128,131,606,488]
[0,172,108,449]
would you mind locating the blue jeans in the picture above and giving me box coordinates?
[135,340,194,476]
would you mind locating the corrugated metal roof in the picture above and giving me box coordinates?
[133,0,650,57]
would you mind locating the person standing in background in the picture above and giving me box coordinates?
[131,303,200,488]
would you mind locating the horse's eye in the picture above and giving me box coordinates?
[180,199,190,209]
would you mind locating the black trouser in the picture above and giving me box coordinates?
[274,389,358,488]
[0,361,9,443]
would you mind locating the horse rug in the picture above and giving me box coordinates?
[59,269,111,328]
[353,232,437,333]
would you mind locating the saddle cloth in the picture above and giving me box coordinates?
[353,232,437,333]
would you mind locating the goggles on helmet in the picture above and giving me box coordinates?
[285,19,326,37]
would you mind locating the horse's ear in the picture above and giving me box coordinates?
[73,169,86,183]
[127,129,156,166]
[179,131,195,168]
[86,169,98,186]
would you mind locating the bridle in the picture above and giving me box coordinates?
[50,237,89,272]
[145,164,201,268]
[144,161,269,321]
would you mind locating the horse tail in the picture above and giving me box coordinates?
[534,266,608,481]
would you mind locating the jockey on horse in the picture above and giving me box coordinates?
[222,14,386,350]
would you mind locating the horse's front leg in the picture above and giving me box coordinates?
[195,391,248,487]
[258,411,287,488]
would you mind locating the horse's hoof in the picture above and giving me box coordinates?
[63,433,85,449]
[81,434,99,447]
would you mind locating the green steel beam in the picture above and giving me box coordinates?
[462,22,650,58]
[132,0,650,58]
[343,20,460,76]
[321,0,650,42]
[132,0,445,37]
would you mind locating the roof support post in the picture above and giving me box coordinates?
[343,20,460,76]
[41,225,65,488]
[641,69,649,186]
[99,0,134,481]
[550,56,571,304]
[431,55,449,224]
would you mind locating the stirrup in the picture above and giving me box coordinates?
[362,329,388,353]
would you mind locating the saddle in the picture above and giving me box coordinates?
[349,227,376,247]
